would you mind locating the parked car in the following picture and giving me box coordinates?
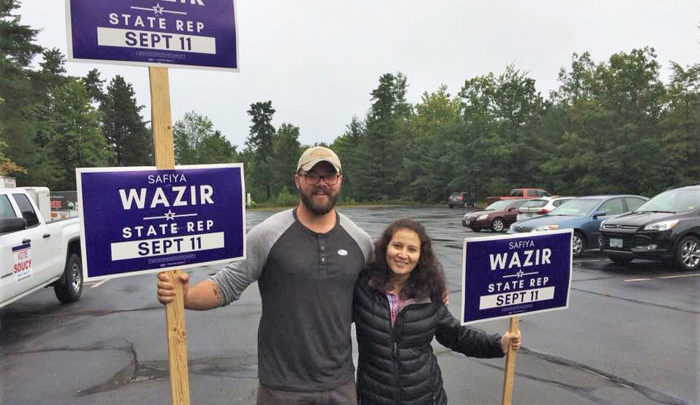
[462,199,533,232]
[516,196,575,221]
[599,185,700,271]
[448,192,474,208]
[508,195,648,257]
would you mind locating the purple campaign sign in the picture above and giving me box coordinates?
[66,0,238,71]
[461,230,572,325]
[76,164,245,281]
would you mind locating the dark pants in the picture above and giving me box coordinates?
[257,380,357,405]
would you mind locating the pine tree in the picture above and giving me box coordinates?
[331,116,365,200]
[33,47,68,96]
[0,0,43,184]
[246,101,275,159]
[245,101,276,200]
[270,123,301,195]
[100,75,152,166]
[82,68,105,106]
[356,72,411,200]
[44,79,109,189]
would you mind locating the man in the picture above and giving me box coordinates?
[157,146,373,404]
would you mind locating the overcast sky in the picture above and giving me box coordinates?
[18,1,700,149]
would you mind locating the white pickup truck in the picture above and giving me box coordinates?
[0,187,82,308]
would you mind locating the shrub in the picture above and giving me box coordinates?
[274,190,298,206]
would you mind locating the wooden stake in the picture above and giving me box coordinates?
[149,66,190,405]
[149,67,175,167]
[500,316,519,405]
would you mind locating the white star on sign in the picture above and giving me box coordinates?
[516,270,525,278]
[153,3,164,15]
[164,210,176,220]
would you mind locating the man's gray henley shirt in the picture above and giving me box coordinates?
[210,208,373,392]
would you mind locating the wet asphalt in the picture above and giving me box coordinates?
[0,206,697,405]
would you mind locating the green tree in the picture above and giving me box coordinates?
[457,66,545,197]
[355,72,411,200]
[0,0,44,185]
[546,48,667,196]
[0,96,24,175]
[405,86,462,201]
[174,112,237,164]
[42,78,109,189]
[31,48,70,155]
[332,116,365,200]
[100,75,152,166]
[82,68,105,105]
[246,101,275,159]
[174,111,214,164]
[493,65,546,188]
[245,101,276,200]
[659,62,700,186]
[198,130,238,163]
[33,47,68,95]
[457,73,502,197]
[0,140,25,175]
[410,123,466,202]
[270,123,301,196]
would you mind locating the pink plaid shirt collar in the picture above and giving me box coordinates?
[385,291,423,326]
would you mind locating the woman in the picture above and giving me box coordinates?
[354,218,521,405]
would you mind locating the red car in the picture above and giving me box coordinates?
[462,199,533,232]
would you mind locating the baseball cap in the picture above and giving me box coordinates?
[296,146,342,173]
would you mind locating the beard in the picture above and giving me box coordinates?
[299,186,339,215]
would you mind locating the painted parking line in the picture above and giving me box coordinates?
[624,278,652,282]
[88,279,110,288]
[625,273,700,282]
[658,273,700,280]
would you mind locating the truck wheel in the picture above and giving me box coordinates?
[491,218,505,232]
[572,232,585,258]
[54,253,83,303]
[609,255,632,265]
[675,235,700,272]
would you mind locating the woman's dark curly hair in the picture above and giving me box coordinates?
[367,218,446,301]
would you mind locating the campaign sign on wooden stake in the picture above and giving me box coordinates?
[461,230,572,325]
[66,0,238,71]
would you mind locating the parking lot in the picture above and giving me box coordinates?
[1,206,697,405]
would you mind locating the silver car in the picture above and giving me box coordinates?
[516,196,575,221]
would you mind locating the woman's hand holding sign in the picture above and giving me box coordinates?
[157,271,190,304]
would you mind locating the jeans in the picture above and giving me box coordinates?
[257,380,357,405]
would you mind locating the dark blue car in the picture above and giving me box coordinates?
[508,195,648,257]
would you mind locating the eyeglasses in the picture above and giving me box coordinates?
[300,172,340,185]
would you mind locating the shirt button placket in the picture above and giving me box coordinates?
[319,238,327,276]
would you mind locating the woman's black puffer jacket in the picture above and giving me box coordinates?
[354,272,504,405]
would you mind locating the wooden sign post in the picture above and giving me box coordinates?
[149,66,191,405]
[67,1,239,402]
[462,231,573,405]
[500,316,520,405]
